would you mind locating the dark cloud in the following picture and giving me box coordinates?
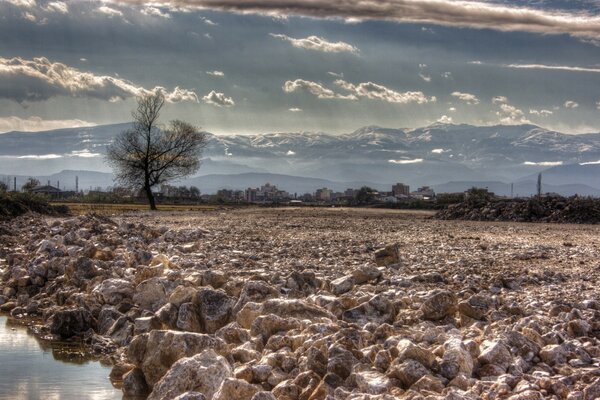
[109,0,600,40]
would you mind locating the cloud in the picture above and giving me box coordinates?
[419,73,431,82]
[448,107,456,112]
[388,158,424,164]
[206,70,225,76]
[494,98,530,124]
[17,154,63,160]
[97,5,124,17]
[451,91,479,105]
[46,1,68,14]
[108,0,600,41]
[334,79,434,104]
[523,161,563,166]
[141,6,171,18]
[5,0,35,7]
[327,71,344,78]
[529,109,553,116]
[200,16,217,25]
[284,79,434,104]
[504,63,600,74]
[202,90,235,107]
[0,116,95,133]
[597,101,600,110]
[288,107,302,112]
[0,56,199,103]
[283,79,357,100]
[437,115,453,124]
[270,34,359,54]
[441,72,452,79]
[564,100,579,108]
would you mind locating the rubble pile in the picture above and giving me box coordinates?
[0,208,599,400]
[0,192,69,220]
[436,196,600,224]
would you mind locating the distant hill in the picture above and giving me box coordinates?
[2,122,600,193]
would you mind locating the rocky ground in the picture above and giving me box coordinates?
[1,207,600,400]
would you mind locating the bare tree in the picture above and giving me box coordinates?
[106,93,207,210]
[22,177,40,192]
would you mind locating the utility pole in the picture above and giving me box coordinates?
[13,177,16,192]
[75,176,79,193]
[510,183,514,198]
[537,173,542,198]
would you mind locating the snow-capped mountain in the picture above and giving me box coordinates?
[1,122,600,188]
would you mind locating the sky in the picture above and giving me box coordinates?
[0,0,599,135]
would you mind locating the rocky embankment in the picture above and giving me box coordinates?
[1,208,600,400]
[436,196,600,224]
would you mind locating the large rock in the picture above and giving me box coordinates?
[396,339,437,370]
[330,275,355,296]
[388,359,430,389]
[194,288,236,333]
[47,308,94,338]
[213,378,260,400]
[93,278,133,305]
[250,314,301,343]
[233,281,280,314]
[539,344,569,366]
[351,264,382,284]
[148,350,232,400]
[458,293,493,320]
[133,278,169,312]
[353,370,392,394]
[342,294,395,326]
[421,290,458,320]
[127,330,227,387]
[260,299,334,321]
[440,337,473,380]
[374,244,400,266]
[122,368,150,398]
[177,302,202,332]
[477,340,512,373]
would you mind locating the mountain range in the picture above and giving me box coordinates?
[1,122,600,196]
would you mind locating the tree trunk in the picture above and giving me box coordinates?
[144,184,157,210]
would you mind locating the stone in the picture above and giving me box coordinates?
[250,314,301,343]
[106,315,134,346]
[172,392,207,400]
[440,337,473,380]
[47,308,94,338]
[330,275,355,296]
[148,350,232,400]
[194,288,236,333]
[133,278,169,312]
[351,264,382,284]
[271,379,300,400]
[540,344,569,366]
[177,302,202,332]
[260,299,334,321]
[458,293,492,320]
[388,359,430,389]
[251,392,277,400]
[374,244,400,266]
[411,374,445,393]
[213,378,260,400]
[396,339,437,370]
[127,330,227,387]
[353,370,393,394]
[233,280,280,314]
[327,345,356,379]
[583,377,600,400]
[169,286,198,307]
[122,368,150,398]
[134,316,162,335]
[421,290,458,320]
[478,340,512,371]
[92,278,134,305]
[155,302,179,329]
[342,294,395,325]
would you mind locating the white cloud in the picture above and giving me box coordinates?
[437,115,453,124]
[495,99,530,124]
[283,79,357,100]
[0,56,199,103]
[334,79,434,104]
[0,116,95,133]
[142,6,171,18]
[448,107,456,112]
[431,148,445,154]
[69,150,102,158]
[505,63,600,74]
[97,5,123,17]
[597,101,600,110]
[451,91,479,105]
[419,73,431,82]
[109,0,600,41]
[388,158,424,164]
[523,161,563,166]
[270,34,359,54]
[206,70,225,76]
[564,100,579,109]
[18,154,63,160]
[202,90,235,107]
[327,71,344,78]
[288,107,302,112]
[286,150,296,155]
[21,11,37,22]
[529,109,553,116]
[5,0,36,7]
[200,16,217,25]
[441,72,452,79]
[45,1,68,13]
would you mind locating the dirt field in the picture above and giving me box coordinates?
[2,207,600,399]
